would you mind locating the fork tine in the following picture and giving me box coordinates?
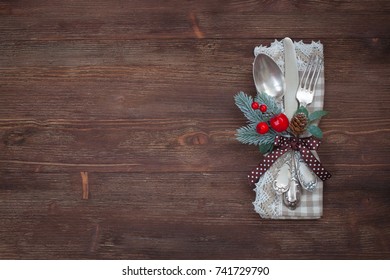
[309,56,323,92]
[301,54,315,90]
[296,53,323,107]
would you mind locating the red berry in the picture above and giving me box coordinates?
[259,104,267,113]
[270,113,289,132]
[251,102,259,110]
[256,122,269,134]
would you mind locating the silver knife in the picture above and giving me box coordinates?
[282,37,301,210]
[283,37,299,120]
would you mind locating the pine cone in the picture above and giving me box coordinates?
[289,112,308,135]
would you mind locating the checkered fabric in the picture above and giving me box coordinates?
[253,40,325,219]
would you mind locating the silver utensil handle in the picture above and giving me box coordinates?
[296,151,318,192]
[283,151,301,210]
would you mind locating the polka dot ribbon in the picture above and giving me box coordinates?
[248,135,332,186]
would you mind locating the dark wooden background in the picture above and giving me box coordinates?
[0,0,389,259]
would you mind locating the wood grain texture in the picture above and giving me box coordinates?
[0,0,389,259]
[0,0,389,40]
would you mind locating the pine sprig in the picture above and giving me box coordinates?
[236,124,277,146]
[234,92,263,123]
[234,91,284,154]
[254,92,282,115]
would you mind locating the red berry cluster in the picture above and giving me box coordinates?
[252,102,289,135]
[251,102,267,113]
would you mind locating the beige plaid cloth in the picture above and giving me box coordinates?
[253,40,325,219]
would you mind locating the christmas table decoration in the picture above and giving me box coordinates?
[235,39,331,219]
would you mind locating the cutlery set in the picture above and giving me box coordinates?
[253,37,323,211]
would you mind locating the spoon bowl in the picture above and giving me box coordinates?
[253,54,285,99]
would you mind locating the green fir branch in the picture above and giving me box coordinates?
[254,92,282,115]
[259,142,274,154]
[236,124,276,146]
[234,91,287,152]
[234,92,263,123]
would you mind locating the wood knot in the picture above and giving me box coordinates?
[178,132,209,145]
[3,130,30,145]
[364,37,388,58]
[328,133,349,145]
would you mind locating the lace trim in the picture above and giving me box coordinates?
[253,152,291,218]
[254,40,323,72]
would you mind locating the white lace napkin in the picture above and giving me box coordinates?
[252,40,325,219]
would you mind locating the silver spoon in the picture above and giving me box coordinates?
[253,54,289,195]
[253,54,285,101]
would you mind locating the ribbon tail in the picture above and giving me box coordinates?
[299,146,332,181]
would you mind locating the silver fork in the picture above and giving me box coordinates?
[294,54,323,193]
[284,54,323,209]
[296,54,323,107]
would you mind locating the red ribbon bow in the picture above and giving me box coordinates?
[248,135,331,186]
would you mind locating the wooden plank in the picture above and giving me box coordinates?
[0,118,388,172]
[0,1,389,40]
[2,0,389,15]
[1,38,388,69]
[0,171,389,259]
[0,39,389,120]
